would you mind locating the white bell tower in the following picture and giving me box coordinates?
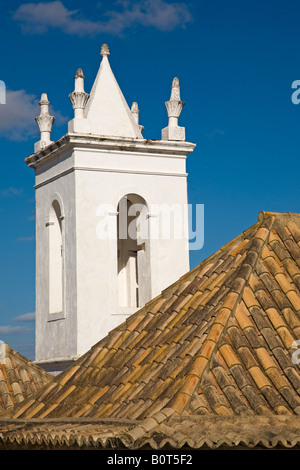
[27,44,196,374]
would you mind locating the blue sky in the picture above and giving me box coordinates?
[1,0,300,359]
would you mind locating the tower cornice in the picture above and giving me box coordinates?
[25,133,196,169]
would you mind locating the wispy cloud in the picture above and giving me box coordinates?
[13,0,193,36]
[13,312,35,322]
[0,187,23,197]
[205,129,225,139]
[0,325,32,336]
[0,88,67,142]
[0,89,39,141]
[0,313,35,356]
[16,235,35,242]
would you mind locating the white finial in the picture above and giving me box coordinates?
[131,102,144,133]
[131,101,139,119]
[69,68,90,119]
[34,93,55,152]
[166,77,184,125]
[170,77,181,100]
[100,44,110,57]
[74,68,85,92]
[161,77,185,141]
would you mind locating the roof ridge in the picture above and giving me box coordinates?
[0,343,54,417]
[169,215,276,414]
[3,343,54,379]
[258,211,300,228]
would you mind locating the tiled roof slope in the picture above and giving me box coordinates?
[3,211,300,449]
[0,343,53,415]
[1,415,300,449]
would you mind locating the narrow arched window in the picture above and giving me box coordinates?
[117,194,150,309]
[48,200,64,314]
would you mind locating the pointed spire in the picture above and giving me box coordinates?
[83,44,143,138]
[161,77,185,141]
[69,68,90,119]
[131,102,144,133]
[34,93,55,152]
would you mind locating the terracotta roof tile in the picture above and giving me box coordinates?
[0,343,53,415]
[3,211,300,448]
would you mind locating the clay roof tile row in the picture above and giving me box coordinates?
[2,211,300,448]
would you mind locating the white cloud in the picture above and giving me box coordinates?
[0,88,67,142]
[16,236,35,242]
[205,129,225,139]
[0,187,23,197]
[0,325,32,335]
[104,0,193,32]
[13,0,193,36]
[14,1,99,35]
[0,312,35,343]
[0,89,38,141]
[13,312,35,322]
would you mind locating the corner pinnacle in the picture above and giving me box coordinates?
[100,44,110,57]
